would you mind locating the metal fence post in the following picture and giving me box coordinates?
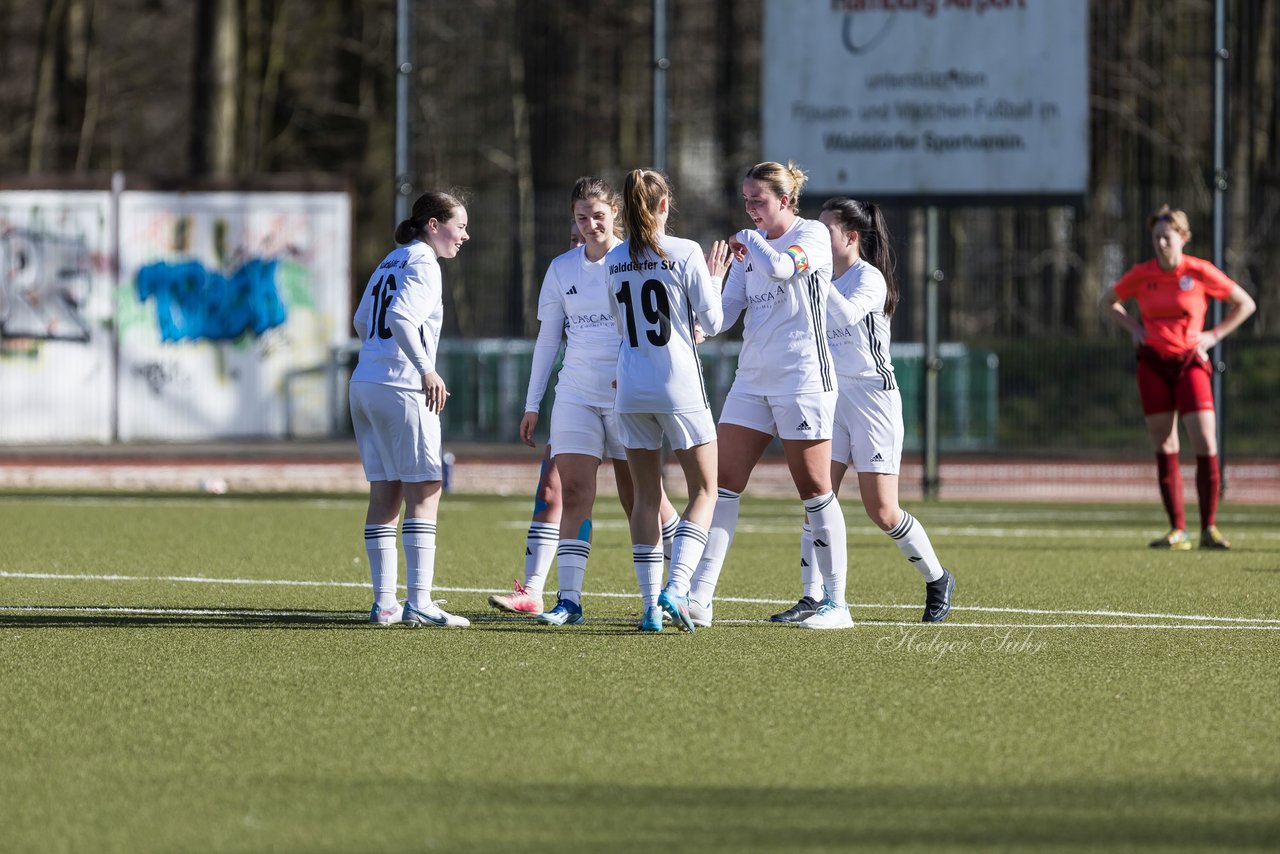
[1211,0,1228,492]
[923,206,942,500]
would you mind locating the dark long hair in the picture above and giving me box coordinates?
[622,168,673,267]
[395,189,465,245]
[820,197,898,318]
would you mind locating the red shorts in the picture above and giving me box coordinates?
[1135,345,1215,416]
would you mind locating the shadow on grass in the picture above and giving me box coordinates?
[0,608,706,635]
[0,607,365,630]
[294,777,1280,851]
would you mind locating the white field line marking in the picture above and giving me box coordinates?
[712,619,1280,631]
[509,519,1280,541]
[3,570,1279,626]
[741,524,1280,540]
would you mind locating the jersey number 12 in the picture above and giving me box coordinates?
[616,279,671,347]
[369,274,397,340]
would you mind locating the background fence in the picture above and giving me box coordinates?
[330,339,999,452]
[0,0,1276,463]
[0,185,351,443]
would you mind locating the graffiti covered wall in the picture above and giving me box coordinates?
[0,188,351,443]
[117,192,350,440]
[0,192,115,442]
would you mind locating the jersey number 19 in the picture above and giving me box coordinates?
[616,278,671,348]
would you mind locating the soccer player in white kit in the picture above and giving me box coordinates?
[605,169,731,632]
[685,161,854,630]
[516,177,680,627]
[349,190,470,628]
[486,225,582,616]
[490,215,683,617]
[771,197,955,624]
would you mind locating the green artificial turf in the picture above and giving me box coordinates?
[1,494,1277,853]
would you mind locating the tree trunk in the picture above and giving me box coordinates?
[510,37,536,337]
[257,0,289,168]
[28,0,69,172]
[1229,0,1276,335]
[73,0,98,172]
[191,0,241,176]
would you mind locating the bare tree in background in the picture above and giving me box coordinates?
[28,0,96,172]
[191,0,241,175]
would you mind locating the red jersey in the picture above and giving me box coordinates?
[1112,255,1236,359]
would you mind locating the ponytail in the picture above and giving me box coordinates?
[395,189,465,245]
[622,168,672,267]
[821,197,898,318]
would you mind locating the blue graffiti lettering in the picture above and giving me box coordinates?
[135,258,287,343]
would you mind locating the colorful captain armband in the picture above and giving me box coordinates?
[786,244,810,274]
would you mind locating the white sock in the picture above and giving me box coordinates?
[799,521,822,600]
[804,492,847,605]
[688,488,740,607]
[633,544,663,607]
[660,512,680,562]
[364,524,399,609]
[887,510,944,582]
[555,539,590,605]
[402,518,437,610]
[523,521,558,596]
[666,521,710,597]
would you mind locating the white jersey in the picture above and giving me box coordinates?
[524,243,623,411]
[722,217,835,395]
[826,258,896,389]
[350,241,442,390]
[605,234,724,414]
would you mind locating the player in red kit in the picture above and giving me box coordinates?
[1104,205,1256,550]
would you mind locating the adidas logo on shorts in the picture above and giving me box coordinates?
[870,452,884,463]
[796,419,811,431]
[565,285,578,295]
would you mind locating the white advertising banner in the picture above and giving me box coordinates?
[0,191,115,443]
[763,0,1088,197]
[116,191,351,440]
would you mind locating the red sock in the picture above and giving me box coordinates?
[1196,455,1220,529]
[1156,452,1186,530]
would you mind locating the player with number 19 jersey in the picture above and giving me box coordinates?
[722,217,835,395]
[606,234,724,414]
[351,241,442,388]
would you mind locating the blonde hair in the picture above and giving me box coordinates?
[745,161,808,212]
[622,168,672,266]
[1147,205,1192,241]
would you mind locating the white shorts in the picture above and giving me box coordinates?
[617,409,717,451]
[549,399,626,460]
[718,388,838,441]
[832,381,903,474]
[349,381,442,482]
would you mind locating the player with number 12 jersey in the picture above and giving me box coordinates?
[351,241,442,390]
